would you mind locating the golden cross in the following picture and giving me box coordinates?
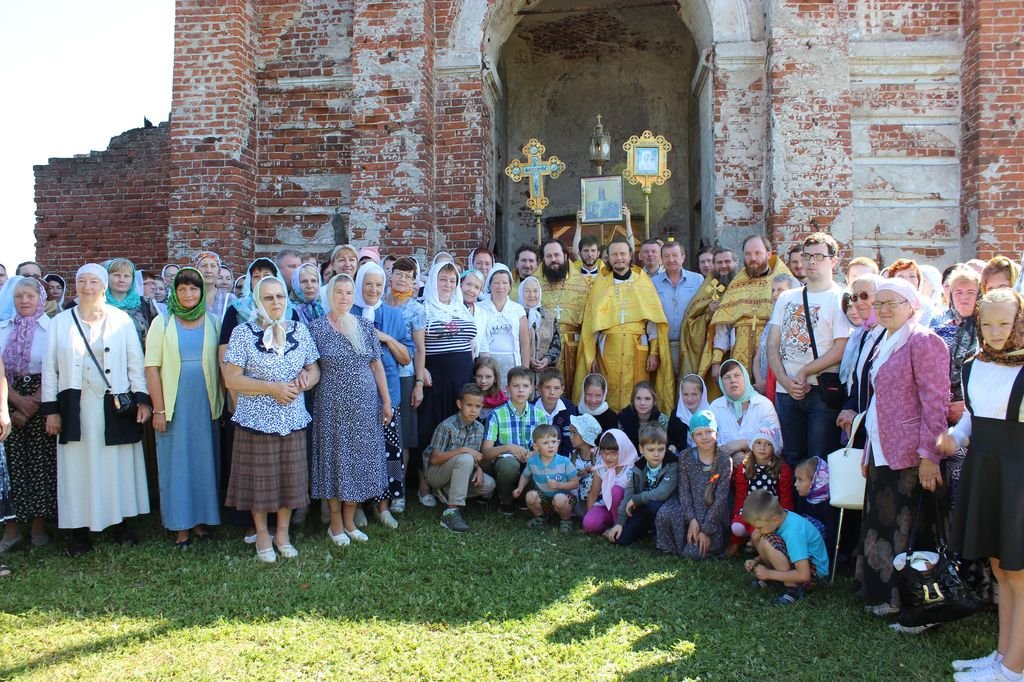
[505,139,565,243]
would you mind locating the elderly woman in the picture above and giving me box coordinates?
[290,262,325,326]
[460,269,488,356]
[478,264,530,389]
[519,276,561,392]
[708,359,780,464]
[353,263,413,529]
[102,258,159,344]
[145,268,223,548]
[222,276,320,562]
[310,275,392,544]
[856,279,950,630]
[941,289,1024,679]
[837,274,886,442]
[887,258,935,325]
[417,261,479,459]
[0,278,56,550]
[194,251,235,322]
[42,264,152,557]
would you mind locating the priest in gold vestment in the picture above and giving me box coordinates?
[539,239,592,399]
[575,238,674,414]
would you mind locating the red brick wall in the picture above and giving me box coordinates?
[34,124,172,279]
[961,0,1024,259]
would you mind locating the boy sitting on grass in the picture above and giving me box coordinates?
[423,383,497,533]
[482,367,550,515]
[512,424,578,534]
[604,423,678,546]
[742,489,830,605]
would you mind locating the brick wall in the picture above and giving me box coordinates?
[961,0,1024,259]
[34,124,172,280]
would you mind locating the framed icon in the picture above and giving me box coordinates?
[580,176,623,224]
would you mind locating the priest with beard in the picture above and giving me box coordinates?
[538,239,592,399]
[701,234,791,391]
[575,236,674,414]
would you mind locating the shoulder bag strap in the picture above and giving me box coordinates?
[802,286,820,361]
[71,309,113,393]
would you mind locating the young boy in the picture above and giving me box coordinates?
[512,424,578,534]
[605,423,679,546]
[741,489,830,605]
[532,368,577,458]
[424,384,497,532]
[483,367,550,514]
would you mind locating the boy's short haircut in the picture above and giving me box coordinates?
[742,489,784,524]
[638,422,668,447]
[794,456,820,477]
[532,423,560,443]
[458,383,484,400]
[506,366,533,385]
[538,368,563,387]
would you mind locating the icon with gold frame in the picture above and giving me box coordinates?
[623,130,672,190]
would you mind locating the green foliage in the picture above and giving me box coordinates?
[0,506,997,680]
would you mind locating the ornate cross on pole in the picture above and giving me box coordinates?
[505,139,565,244]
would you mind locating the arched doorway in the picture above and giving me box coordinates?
[489,1,701,258]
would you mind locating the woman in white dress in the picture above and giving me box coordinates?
[42,264,152,557]
[478,264,530,389]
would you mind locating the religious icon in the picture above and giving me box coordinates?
[623,130,672,239]
[635,147,660,176]
[580,176,623,224]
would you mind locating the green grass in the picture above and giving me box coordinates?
[0,503,997,680]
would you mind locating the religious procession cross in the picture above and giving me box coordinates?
[505,138,566,244]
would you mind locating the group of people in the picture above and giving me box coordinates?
[0,233,1021,681]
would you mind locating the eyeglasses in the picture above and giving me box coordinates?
[870,300,909,311]
[391,271,416,281]
[801,253,833,263]
[850,291,872,302]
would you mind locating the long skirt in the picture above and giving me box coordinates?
[5,375,58,521]
[855,460,936,606]
[226,428,309,513]
[418,350,473,450]
[0,444,14,523]
[377,408,405,501]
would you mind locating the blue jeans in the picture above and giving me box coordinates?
[776,388,842,468]
[616,499,666,546]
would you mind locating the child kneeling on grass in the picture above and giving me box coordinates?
[604,423,678,546]
[512,424,579,534]
[742,489,830,605]
[423,383,497,533]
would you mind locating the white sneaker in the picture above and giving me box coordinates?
[954,664,1012,682]
[376,510,399,529]
[345,528,369,542]
[391,497,406,513]
[954,652,999,672]
[354,508,368,528]
[419,493,438,508]
[327,528,350,547]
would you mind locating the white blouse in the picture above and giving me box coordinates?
[709,392,780,447]
[478,298,526,364]
[950,360,1024,447]
[0,315,50,375]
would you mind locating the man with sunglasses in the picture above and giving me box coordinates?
[766,232,854,471]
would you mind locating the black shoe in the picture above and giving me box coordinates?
[499,503,515,516]
[440,509,469,533]
[66,530,93,558]
[112,523,138,546]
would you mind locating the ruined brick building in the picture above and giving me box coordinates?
[34,1,1024,277]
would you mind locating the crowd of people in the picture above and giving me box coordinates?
[0,232,1021,680]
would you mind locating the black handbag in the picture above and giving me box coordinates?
[802,286,848,410]
[894,493,978,627]
[71,310,142,446]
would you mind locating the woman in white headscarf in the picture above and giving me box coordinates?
[353,263,413,528]
[518,275,560,393]
[477,264,530,390]
[41,264,152,557]
[417,261,478,452]
[222,276,320,563]
[309,274,392,545]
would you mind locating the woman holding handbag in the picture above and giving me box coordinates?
[941,288,1024,681]
[855,278,950,631]
[41,264,153,557]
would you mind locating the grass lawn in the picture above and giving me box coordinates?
[0,502,997,681]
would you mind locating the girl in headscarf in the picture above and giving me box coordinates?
[222,276,320,563]
[101,258,159,345]
[0,278,56,550]
[654,410,733,560]
[41,264,152,557]
[309,274,391,545]
[416,261,478,455]
[518,276,561,394]
[578,373,618,433]
[290,262,325,325]
[353,263,413,529]
[668,373,710,452]
[582,428,639,535]
[477,263,529,389]
[144,267,223,548]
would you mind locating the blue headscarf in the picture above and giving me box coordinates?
[290,262,325,324]
[717,359,755,419]
[104,258,142,311]
[689,409,718,434]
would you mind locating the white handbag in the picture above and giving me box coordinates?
[827,412,866,510]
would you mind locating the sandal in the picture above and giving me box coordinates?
[255,545,277,563]
[0,564,10,577]
[274,542,298,559]
[174,538,192,550]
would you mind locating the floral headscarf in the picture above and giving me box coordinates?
[1,277,47,382]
